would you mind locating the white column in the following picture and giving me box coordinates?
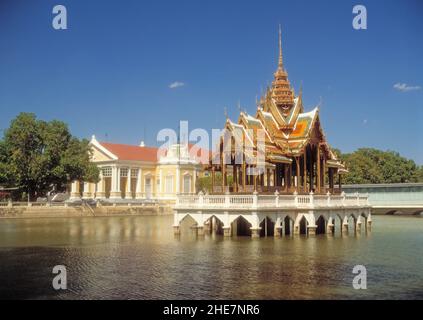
[82,182,93,199]
[70,181,80,200]
[110,166,121,199]
[176,167,180,194]
[96,171,106,199]
[126,168,132,199]
[159,169,163,196]
[136,168,143,199]
[193,170,197,194]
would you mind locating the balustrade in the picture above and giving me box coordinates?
[176,191,369,209]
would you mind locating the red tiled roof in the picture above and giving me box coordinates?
[99,142,159,162]
[98,141,210,163]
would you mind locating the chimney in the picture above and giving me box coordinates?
[139,141,145,147]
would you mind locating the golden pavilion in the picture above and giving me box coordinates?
[209,27,347,195]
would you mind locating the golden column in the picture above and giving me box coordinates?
[295,156,301,191]
[317,145,321,193]
[303,149,308,192]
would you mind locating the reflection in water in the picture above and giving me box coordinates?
[0,215,422,299]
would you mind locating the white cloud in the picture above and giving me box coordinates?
[169,81,185,89]
[393,83,421,92]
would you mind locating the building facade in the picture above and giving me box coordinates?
[70,136,203,203]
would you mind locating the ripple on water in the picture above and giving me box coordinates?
[0,215,422,299]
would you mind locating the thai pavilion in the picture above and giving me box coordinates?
[207,27,347,195]
[173,28,371,238]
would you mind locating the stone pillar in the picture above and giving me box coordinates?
[82,182,93,199]
[293,224,300,235]
[342,223,349,235]
[367,220,372,232]
[136,168,143,199]
[96,171,106,199]
[274,226,282,238]
[173,225,180,235]
[327,223,335,235]
[204,221,212,234]
[196,226,204,237]
[70,181,81,200]
[110,166,121,199]
[308,225,317,236]
[356,222,362,234]
[176,167,180,194]
[125,168,132,199]
[159,169,163,197]
[223,227,231,237]
[251,228,260,238]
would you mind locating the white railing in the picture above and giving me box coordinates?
[0,200,160,209]
[176,191,370,210]
[0,201,69,208]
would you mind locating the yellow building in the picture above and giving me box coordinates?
[70,136,203,203]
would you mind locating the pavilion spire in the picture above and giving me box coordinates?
[272,25,294,116]
[278,24,284,70]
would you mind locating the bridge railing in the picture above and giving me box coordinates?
[175,191,369,210]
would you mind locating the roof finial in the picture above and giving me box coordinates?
[278,24,283,70]
[224,106,228,120]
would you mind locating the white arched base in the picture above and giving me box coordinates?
[173,208,372,238]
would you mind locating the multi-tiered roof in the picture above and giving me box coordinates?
[222,27,345,171]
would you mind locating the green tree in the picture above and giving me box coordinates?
[338,148,420,184]
[1,113,99,200]
[0,140,13,185]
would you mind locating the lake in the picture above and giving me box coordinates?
[0,215,422,299]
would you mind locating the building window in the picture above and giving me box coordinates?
[165,175,173,194]
[120,168,128,177]
[131,169,138,178]
[183,174,191,193]
[102,167,112,177]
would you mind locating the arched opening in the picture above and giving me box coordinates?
[231,216,252,237]
[385,210,396,215]
[316,216,326,235]
[205,215,224,235]
[299,216,308,235]
[179,214,198,234]
[259,217,275,237]
[413,210,423,216]
[284,216,294,236]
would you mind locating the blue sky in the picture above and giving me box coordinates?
[0,0,422,163]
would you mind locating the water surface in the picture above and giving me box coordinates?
[0,215,422,299]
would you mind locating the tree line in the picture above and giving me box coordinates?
[333,148,423,184]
